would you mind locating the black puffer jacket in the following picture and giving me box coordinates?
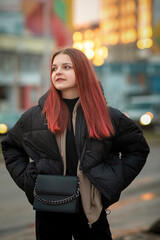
[1,93,150,207]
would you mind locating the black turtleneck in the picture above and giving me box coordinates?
[63,98,79,176]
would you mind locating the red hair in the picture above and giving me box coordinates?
[43,48,114,139]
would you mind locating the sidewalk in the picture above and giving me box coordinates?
[115,232,160,240]
[0,223,35,240]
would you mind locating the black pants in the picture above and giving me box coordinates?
[35,207,112,240]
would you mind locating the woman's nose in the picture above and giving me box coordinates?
[56,67,62,74]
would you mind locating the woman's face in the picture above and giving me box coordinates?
[51,53,79,99]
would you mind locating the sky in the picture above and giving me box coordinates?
[73,0,100,28]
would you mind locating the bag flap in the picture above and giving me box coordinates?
[36,175,78,195]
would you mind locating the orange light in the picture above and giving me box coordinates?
[127,0,136,13]
[120,17,126,29]
[73,32,83,42]
[0,124,8,134]
[84,29,94,40]
[123,112,130,118]
[95,46,108,59]
[111,6,119,17]
[92,57,104,66]
[108,32,119,45]
[138,26,152,38]
[127,15,137,27]
[100,20,119,32]
[94,38,102,47]
[94,28,101,37]
[146,112,153,120]
[140,114,152,125]
[140,193,155,201]
[103,6,118,19]
[120,16,136,29]
[128,28,137,42]
[84,49,95,60]
[72,42,83,50]
[101,35,109,45]
[137,38,153,49]
[120,4,126,15]
[139,0,151,7]
[138,12,151,24]
[121,30,131,44]
[83,40,94,49]
[113,19,119,30]
[120,1,136,15]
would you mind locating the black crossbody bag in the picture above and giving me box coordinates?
[33,142,86,213]
[33,174,80,213]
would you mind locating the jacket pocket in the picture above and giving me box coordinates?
[22,134,40,162]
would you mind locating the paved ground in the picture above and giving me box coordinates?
[109,140,160,240]
[116,232,160,240]
[0,135,160,240]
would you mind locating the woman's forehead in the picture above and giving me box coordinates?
[53,53,72,64]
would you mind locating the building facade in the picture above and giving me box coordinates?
[0,0,73,112]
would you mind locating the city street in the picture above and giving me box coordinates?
[109,139,160,239]
[1,0,160,239]
[0,136,160,240]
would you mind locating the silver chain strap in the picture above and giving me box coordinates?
[33,177,80,205]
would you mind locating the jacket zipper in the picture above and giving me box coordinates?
[88,222,92,229]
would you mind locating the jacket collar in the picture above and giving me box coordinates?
[38,91,49,109]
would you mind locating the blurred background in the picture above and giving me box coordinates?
[0,0,160,240]
[0,0,160,133]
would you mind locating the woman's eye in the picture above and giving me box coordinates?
[52,67,57,72]
[65,65,71,70]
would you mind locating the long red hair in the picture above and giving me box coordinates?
[43,48,114,139]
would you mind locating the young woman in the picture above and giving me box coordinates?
[1,48,150,240]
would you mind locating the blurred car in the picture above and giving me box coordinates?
[0,110,23,134]
[123,95,160,127]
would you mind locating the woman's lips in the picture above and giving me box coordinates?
[56,78,65,82]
